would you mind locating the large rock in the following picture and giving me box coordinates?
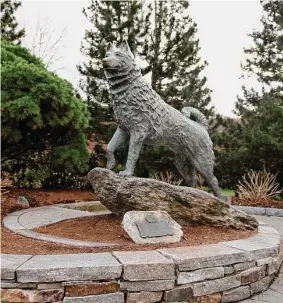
[88,168,258,230]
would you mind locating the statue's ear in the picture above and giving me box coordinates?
[119,39,134,58]
[107,42,116,50]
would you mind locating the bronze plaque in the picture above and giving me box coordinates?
[136,214,174,238]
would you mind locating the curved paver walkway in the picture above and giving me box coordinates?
[241,215,283,303]
[3,202,116,247]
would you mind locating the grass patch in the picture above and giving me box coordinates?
[220,189,234,196]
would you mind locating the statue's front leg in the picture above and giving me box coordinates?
[106,127,127,170]
[119,132,145,176]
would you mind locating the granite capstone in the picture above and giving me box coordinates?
[16,253,122,282]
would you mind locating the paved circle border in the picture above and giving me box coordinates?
[1,204,283,302]
[2,202,117,247]
[233,205,283,217]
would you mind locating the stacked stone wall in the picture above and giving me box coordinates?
[1,224,282,303]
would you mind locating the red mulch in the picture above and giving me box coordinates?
[2,214,256,255]
[232,197,283,209]
[1,188,255,255]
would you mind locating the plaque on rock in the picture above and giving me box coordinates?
[136,214,174,238]
[122,211,183,244]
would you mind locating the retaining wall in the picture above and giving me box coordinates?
[1,223,283,303]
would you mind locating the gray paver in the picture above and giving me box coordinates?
[266,208,283,217]
[3,215,26,230]
[1,254,32,280]
[234,206,266,216]
[3,204,117,248]
[159,243,247,271]
[16,253,122,282]
[17,206,97,229]
[113,250,175,281]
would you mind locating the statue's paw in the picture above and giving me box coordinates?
[106,161,116,170]
[119,170,133,177]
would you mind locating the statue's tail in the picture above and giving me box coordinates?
[181,107,209,130]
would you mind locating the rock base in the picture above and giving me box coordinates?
[88,168,258,230]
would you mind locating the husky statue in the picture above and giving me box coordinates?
[102,40,221,198]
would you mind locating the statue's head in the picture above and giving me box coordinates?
[102,40,136,73]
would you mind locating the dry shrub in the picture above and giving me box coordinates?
[152,171,183,186]
[237,169,281,205]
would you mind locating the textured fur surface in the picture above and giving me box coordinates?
[103,41,220,197]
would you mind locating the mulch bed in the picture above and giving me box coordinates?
[232,197,283,209]
[2,214,256,255]
[1,188,255,255]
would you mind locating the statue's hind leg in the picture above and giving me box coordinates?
[174,154,197,187]
[192,158,221,198]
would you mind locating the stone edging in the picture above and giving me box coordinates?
[1,220,283,303]
[2,203,115,247]
[233,205,283,217]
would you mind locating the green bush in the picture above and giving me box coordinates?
[1,40,90,188]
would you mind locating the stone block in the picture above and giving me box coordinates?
[267,256,281,275]
[250,275,274,295]
[233,261,256,272]
[190,293,222,303]
[223,234,280,261]
[122,211,183,244]
[164,285,193,302]
[1,254,32,280]
[65,281,119,297]
[37,283,62,290]
[16,253,122,282]
[113,250,174,281]
[256,257,273,266]
[241,266,266,284]
[192,275,241,296]
[63,292,124,303]
[177,267,224,284]
[1,282,37,289]
[2,215,26,230]
[120,280,175,291]
[127,291,163,303]
[159,244,247,271]
[223,266,234,275]
[222,286,250,302]
[233,206,266,215]
[1,288,64,302]
[266,208,283,217]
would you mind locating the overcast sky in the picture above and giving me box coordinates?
[17,0,263,117]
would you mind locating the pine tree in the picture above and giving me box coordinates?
[149,0,214,118]
[235,0,283,117]
[1,0,25,44]
[216,0,283,188]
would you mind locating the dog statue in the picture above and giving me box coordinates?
[102,40,221,198]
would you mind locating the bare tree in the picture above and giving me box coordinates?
[30,17,66,71]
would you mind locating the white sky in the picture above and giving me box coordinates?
[17,0,263,117]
